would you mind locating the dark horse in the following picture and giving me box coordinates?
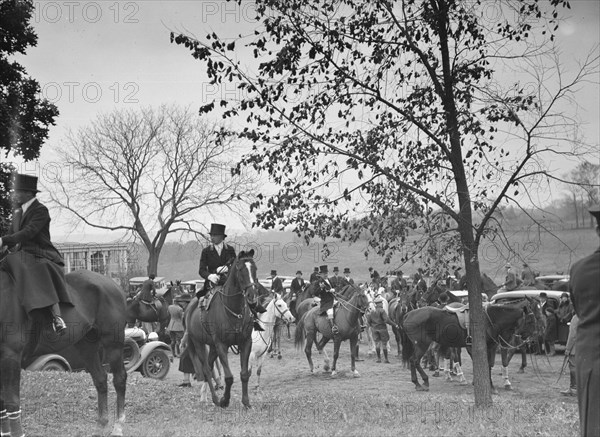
[184,250,260,408]
[0,269,127,436]
[401,298,544,393]
[125,288,172,340]
[295,284,358,322]
[294,287,370,376]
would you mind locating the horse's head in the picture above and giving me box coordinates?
[353,287,371,314]
[517,296,546,341]
[230,249,260,305]
[273,295,295,323]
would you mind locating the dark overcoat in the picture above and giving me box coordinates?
[1,199,72,312]
[290,277,305,294]
[569,247,600,437]
[314,278,335,314]
[271,277,283,294]
[197,243,236,296]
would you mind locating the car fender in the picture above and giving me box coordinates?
[25,354,72,372]
[127,341,172,373]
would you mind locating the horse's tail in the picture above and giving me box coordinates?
[294,313,307,350]
[401,329,413,366]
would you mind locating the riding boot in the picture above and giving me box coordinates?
[376,347,381,363]
[328,318,339,335]
[249,306,265,331]
[50,303,67,335]
[383,348,390,364]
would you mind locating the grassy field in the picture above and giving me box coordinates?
[156,228,598,285]
[21,330,579,437]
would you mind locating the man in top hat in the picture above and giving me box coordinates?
[569,206,600,437]
[314,265,339,335]
[0,174,72,334]
[197,223,237,299]
[271,270,283,295]
[341,267,354,286]
[329,266,342,290]
[309,266,320,284]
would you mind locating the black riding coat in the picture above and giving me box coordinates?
[198,243,236,296]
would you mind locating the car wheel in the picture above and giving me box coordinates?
[141,349,170,380]
[41,360,69,371]
[123,337,141,371]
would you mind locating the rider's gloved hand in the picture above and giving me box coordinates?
[208,274,219,284]
[216,265,228,274]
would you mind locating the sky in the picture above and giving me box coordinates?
[8,0,600,241]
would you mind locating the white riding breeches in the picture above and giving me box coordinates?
[326,308,334,319]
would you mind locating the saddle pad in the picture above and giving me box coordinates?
[204,286,222,311]
[444,306,469,331]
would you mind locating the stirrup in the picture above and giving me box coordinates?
[331,324,339,335]
[465,336,472,345]
[53,316,67,335]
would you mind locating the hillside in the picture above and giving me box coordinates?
[150,227,598,286]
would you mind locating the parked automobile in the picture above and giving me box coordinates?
[490,289,569,344]
[128,276,169,297]
[24,327,173,380]
[446,289,487,303]
[535,274,569,291]
[180,278,205,294]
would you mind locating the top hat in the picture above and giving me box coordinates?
[270,270,277,277]
[589,206,600,225]
[319,265,328,274]
[209,223,227,236]
[296,270,302,275]
[333,266,339,272]
[12,174,39,192]
[438,292,449,303]
[343,268,351,274]
[313,267,319,272]
[368,267,373,271]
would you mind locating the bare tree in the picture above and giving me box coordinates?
[569,160,600,227]
[49,105,257,274]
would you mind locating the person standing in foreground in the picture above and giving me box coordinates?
[560,314,579,397]
[569,206,600,437]
[0,174,71,334]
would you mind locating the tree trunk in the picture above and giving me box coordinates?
[146,247,160,276]
[573,192,579,228]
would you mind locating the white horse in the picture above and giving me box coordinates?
[364,287,391,355]
[249,293,295,391]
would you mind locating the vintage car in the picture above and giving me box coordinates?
[24,327,173,380]
[490,289,570,345]
[535,274,570,291]
[180,278,205,294]
[128,276,170,297]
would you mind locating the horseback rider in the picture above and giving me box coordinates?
[0,174,72,335]
[342,267,354,286]
[137,273,157,309]
[503,263,520,291]
[329,266,342,290]
[196,223,266,330]
[315,265,339,335]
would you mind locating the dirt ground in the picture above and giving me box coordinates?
[21,326,579,436]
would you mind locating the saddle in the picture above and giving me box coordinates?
[200,286,222,311]
[444,303,470,342]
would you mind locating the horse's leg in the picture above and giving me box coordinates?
[410,344,429,391]
[239,339,253,409]
[305,330,316,373]
[518,345,527,373]
[256,354,264,390]
[500,346,513,390]
[316,335,331,372]
[488,346,499,395]
[0,349,24,437]
[215,343,234,408]
[350,334,360,377]
[393,326,402,357]
[77,340,110,435]
[330,338,341,377]
[190,341,218,405]
[105,342,127,437]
